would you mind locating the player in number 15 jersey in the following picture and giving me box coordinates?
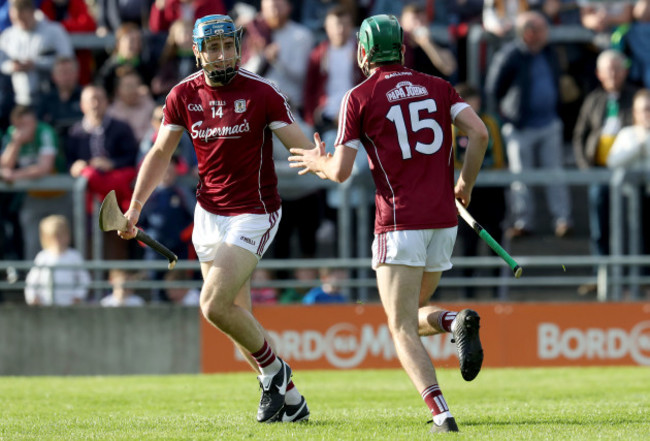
[335,63,468,233]
[289,14,489,434]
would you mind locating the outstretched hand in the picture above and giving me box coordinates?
[288,132,331,178]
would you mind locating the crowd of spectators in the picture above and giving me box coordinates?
[1,0,649,306]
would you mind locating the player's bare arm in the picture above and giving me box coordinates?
[118,126,183,240]
[289,141,357,183]
[452,106,489,208]
[274,122,328,179]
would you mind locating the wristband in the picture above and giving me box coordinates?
[129,198,144,212]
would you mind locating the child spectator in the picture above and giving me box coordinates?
[25,214,90,305]
[301,268,348,304]
[101,268,146,306]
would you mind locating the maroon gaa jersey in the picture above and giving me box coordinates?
[335,65,470,234]
[162,68,295,216]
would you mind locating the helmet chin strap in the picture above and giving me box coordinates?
[199,59,238,84]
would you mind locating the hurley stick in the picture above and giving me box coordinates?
[456,199,522,278]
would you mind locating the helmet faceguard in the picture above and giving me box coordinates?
[357,14,404,76]
[192,15,242,84]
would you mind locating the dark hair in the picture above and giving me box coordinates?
[10,105,36,122]
[326,5,351,19]
[401,2,426,17]
[10,0,34,11]
[454,83,480,100]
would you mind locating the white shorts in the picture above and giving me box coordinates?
[192,204,281,262]
[372,227,457,272]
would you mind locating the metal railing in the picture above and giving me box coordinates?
[0,176,88,255]
[465,24,604,89]
[1,167,649,303]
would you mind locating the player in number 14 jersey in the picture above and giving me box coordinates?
[120,14,316,424]
[289,14,489,434]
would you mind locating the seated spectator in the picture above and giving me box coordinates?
[96,22,155,97]
[241,0,313,115]
[0,0,74,107]
[163,269,200,306]
[250,268,278,305]
[40,0,97,85]
[96,0,152,36]
[107,69,156,143]
[0,105,71,260]
[301,268,348,304]
[66,85,138,259]
[100,268,146,306]
[24,214,90,305]
[148,0,227,34]
[150,18,196,100]
[37,57,83,148]
[401,2,457,80]
[453,83,507,299]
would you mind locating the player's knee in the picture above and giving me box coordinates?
[386,316,417,338]
[200,294,229,329]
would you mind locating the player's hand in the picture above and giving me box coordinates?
[288,132,329,176]
[118,208,140,240]
[454,178,472,210]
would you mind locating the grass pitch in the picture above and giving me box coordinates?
[1,367,648,440]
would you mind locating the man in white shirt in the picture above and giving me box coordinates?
[241,0,313,113]
[0,0,73,107]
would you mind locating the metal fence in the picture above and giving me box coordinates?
[2,167,649,303]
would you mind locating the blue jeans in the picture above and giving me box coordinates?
[588,183,609,257]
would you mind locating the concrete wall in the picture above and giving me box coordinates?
[0,306,200,375]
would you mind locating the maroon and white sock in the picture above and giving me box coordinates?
[438,311,457,333]
[250,340,282,376]
[285,380,302,405]
[421,384,452,425]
